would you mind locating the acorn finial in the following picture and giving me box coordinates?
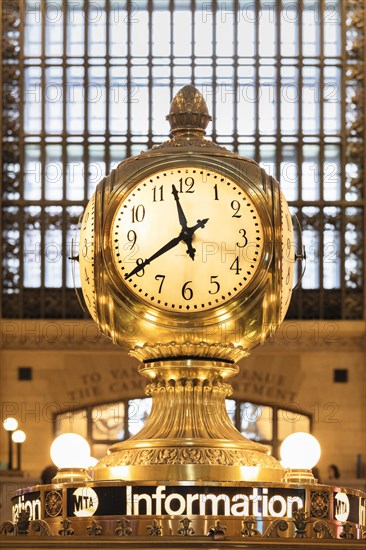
[166,85,212,134]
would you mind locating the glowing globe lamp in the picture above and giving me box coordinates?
[12,430,26,443]
[280,432,321,483]
[3,418,18,431]
[51,433,91,468]
[50,434,93,483]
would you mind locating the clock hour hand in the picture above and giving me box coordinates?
[172,185,188,229]
[181,218,209,261]
[125,234,182,279]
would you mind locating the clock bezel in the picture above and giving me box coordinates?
[102,157,274,328]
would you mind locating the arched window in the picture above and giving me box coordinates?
[1,0,364,319]
[55,397,312,460]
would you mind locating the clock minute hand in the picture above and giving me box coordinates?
[125,234,182,279]
[172,185,188,229]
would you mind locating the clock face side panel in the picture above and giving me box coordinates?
[279,191,295,323]
[102,162,274,329]
[79,193,97,321]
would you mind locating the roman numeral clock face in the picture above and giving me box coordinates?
[111,167,264,313]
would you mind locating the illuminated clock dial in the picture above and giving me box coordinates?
[110,167,265,313]
[79,193,97,321]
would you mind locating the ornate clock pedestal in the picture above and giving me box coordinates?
[1,86,365,546]
[94,360,282,482]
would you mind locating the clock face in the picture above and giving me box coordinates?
[110,167,265,313]
[45,491,62,517]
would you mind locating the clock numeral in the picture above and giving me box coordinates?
[236,228,248,248]
[182,280,193,300]
[178,177,195,193]
[213,183,219,200]
[285,266,291,285]
[127,229,137,248]
[84,267,90,285]
[82,238,89,258]
[135,258,145,277]
[132,204,145,223]
[83,211,89,230]
[286,237,291,256]
[230,257,242,275]
[155,274,165,293]
[208,275,220,295]
[153,185,164,202]
[231,200,242,218]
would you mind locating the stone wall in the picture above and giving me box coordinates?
[0,320,365,482]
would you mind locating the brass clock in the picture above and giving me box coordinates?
[78,85,296,482]
[79,85,294,362]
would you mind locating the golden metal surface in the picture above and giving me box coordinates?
[1,539,365,549]
[166,84,212,134]
[51,469,92,484]
[94,361,282,481]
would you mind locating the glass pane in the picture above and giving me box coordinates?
[45,0,63,57]
[25,0,42,56]
[324,145,341,200]
[128,398,152,436]
[277,410,311,440]
[45,67,63,135]
[45,145,63,200]
[302,207,320,289]
[216,7,234,57]
[324,207,341,289]
[302,145,320,200]
[89,66,106,134]
[67,1,85,56]
[281,145,298,201]
[88,1,106,57]
[25,67,42,134]
[56,410,88,438]
[281,66,298,134]
[66,145,84,201]
[173,11,192,57]
[240,403,273,442]
[24,145,41,200]
[259,67,276,135]
[225,399,236,425]
[45,206,62,287]
[91,402,125,440]
[302,1,320,56]
[281,2,299,56]
[324,66,341,134]
[24,206,41,288]
[324,1,341,57]
[302,67,320,134]
[110,3,127,57]
[109,67,127,135]
[67,66,84,134]
[195,9,213,57]
[259,2,276,57]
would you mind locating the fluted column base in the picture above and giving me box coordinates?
[94,360,284,482]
